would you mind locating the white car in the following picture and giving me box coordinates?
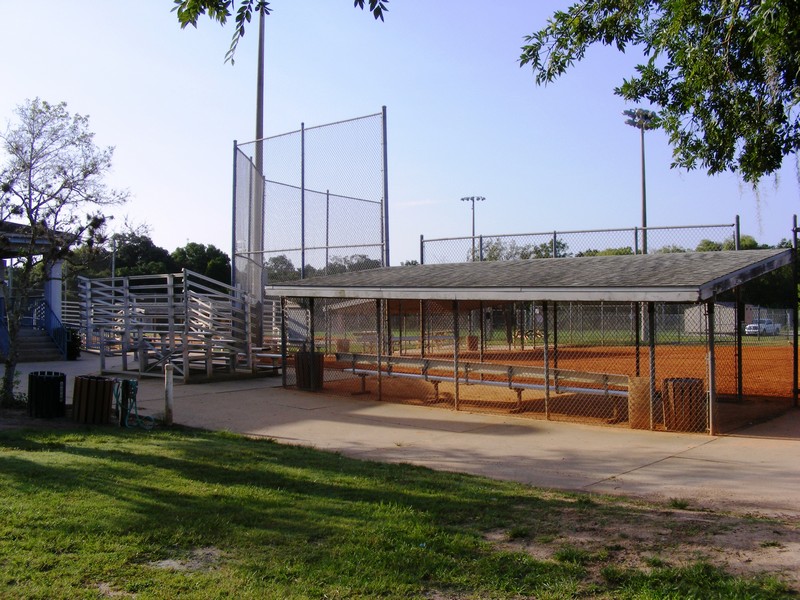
[745,318,781,336]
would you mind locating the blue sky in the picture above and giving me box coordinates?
[2,1,798,265]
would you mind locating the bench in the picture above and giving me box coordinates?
[252,350,283,373]
[333,352,628,412]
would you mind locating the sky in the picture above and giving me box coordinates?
[1,0,798,266]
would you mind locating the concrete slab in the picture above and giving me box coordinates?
[10,355,800,518]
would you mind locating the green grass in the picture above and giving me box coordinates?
[0,427,793,599]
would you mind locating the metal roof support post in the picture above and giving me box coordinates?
[648,302,656,430]
[309,298,316,390]
[543,301,550,419]
[736,286,744,402]
[397,300,402,356]
[453,300,460,411]
[553,302,559,393]
[707,300,717,435]
[280,297,288,387]
[420,300,426,359]
[376,299,383,401]
[479,301,485,363]
[634,302,641,377]
[383,300,390,356]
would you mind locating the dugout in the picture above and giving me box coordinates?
[266,249,796,435]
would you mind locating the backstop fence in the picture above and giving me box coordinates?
[233,109,388,298]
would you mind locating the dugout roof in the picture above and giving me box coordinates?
[266,249,793,303]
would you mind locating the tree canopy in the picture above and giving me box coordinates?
[171,242,230,283]
[0,98,127,403]
[172,0,388,63]
[520,0,800,183]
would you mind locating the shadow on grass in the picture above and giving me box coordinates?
[0,427,794,599]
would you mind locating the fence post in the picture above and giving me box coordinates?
[708,301,716,435]
[99,328,106,372]
[164,363,174,426]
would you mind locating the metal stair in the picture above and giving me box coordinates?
[15,328,64,362]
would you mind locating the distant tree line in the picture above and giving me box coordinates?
[265,253,382,283]
[478,235,795,309]
[60,228,231,297]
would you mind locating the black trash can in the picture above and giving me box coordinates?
[27,371,67,418]
[72,376,114,424]
[295,351,324,391]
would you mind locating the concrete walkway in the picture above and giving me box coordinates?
[12,355,800,518]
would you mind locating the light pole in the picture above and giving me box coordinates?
[623,109,656,254]
[460,196,485,261]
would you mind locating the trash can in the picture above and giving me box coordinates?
[663,378,707,432]
[628,376,651,430]
[295,351,324,391]
[72,376,114,424]
[27,371,66,418]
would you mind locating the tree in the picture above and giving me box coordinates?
[0,98,127,404]
[112,232,176,277]
[326,254,382,275]
[576,246,634,256]
[654,245,687,254]
[265,254,299,282]
[520,1,800,183]
[172,242,231,284]
[482,238,571,261]
[172,0,388,63]
[695,235,766,252]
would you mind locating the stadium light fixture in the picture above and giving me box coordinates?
[461,196,485,261]
[623,109,657,254]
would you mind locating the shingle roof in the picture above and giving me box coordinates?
[265,249,793,303]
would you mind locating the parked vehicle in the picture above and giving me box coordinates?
[745,318,781,336]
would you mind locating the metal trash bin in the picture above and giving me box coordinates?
[295,351,324,391]
[27,371,66,418]
[72,376,114,424]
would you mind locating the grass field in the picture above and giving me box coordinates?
[0,426,796,599]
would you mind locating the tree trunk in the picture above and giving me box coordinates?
[1,357,17,407]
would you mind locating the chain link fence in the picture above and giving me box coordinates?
[279,294,795,433]
[420,223,740,264]
[233,109,388,294]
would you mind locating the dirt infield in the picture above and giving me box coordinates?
[321,343,795,431]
